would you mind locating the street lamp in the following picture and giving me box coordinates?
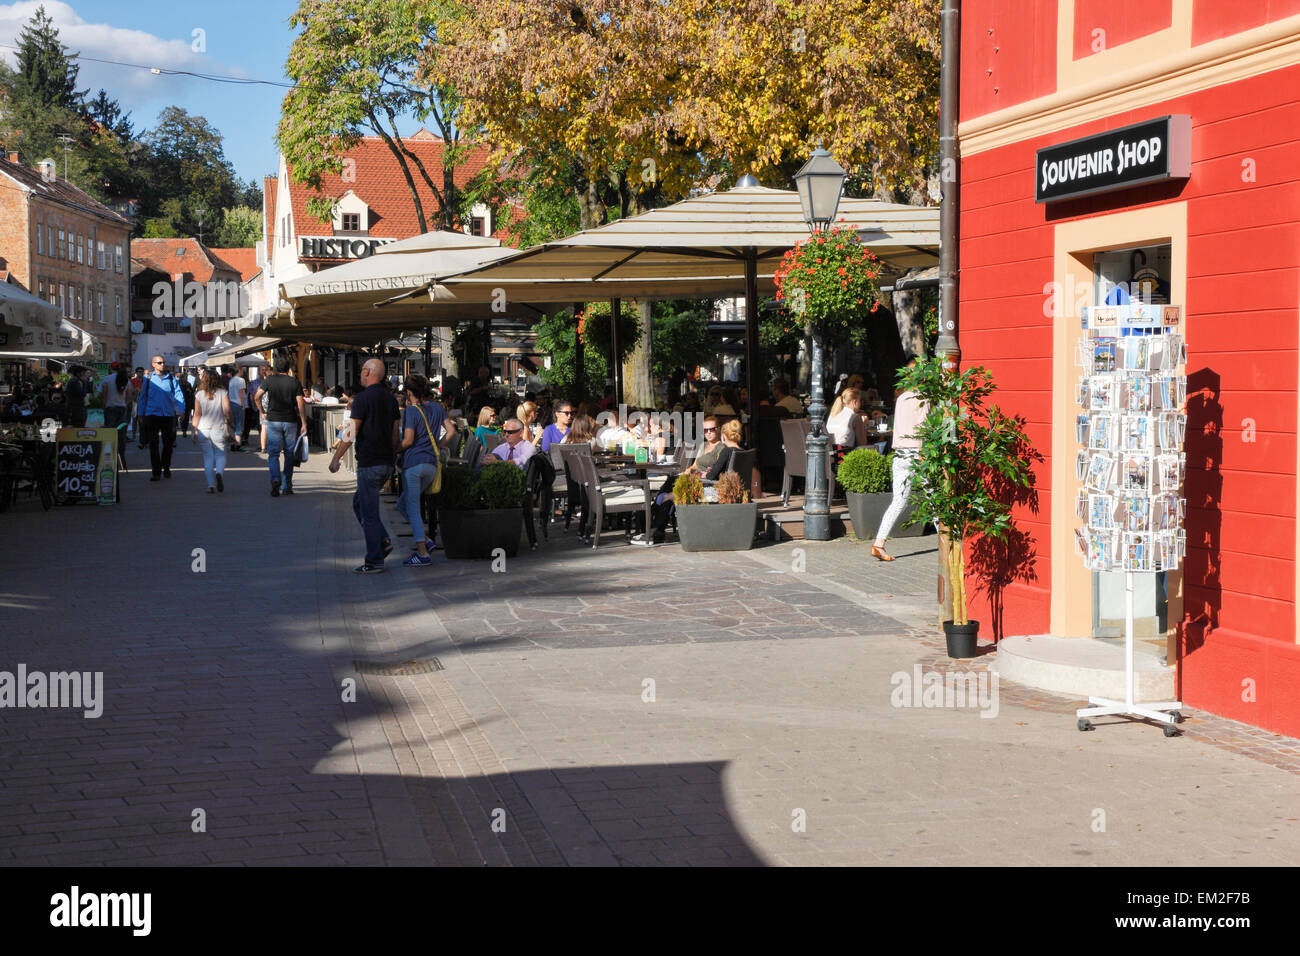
[793,147,846,541]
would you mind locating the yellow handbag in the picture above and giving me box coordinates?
[413,403,442,495]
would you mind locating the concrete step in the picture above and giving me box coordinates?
[993,634,1175,701]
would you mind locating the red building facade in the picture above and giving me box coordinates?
[959,1,1300,735]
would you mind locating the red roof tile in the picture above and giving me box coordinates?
[209,247,259,283]
[285,134,496,242]
[130,238,241,284]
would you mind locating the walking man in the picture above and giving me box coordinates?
[227,365,247,451]
[138,355,185,480]
[328,358,399,574]
[261,357,308,496]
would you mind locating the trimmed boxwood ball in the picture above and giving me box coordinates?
[836,447,892,494]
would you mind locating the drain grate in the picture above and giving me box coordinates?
[353,657,444,676]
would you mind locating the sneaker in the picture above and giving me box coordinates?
[215,474,224,493]
[206,487,215,494]
[381,539,393,558]
[282,487,294,495]
[425,538,436,552]
[403,553,431,568]
[352,563,385,574]
[270,483,280,497]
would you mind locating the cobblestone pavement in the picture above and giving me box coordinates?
[1,443,1297,866]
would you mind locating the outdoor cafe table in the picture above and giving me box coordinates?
[592,450,682,482]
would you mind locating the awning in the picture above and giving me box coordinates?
[203,336,282,366]
[0,318,98,360]
[0,280,62,340]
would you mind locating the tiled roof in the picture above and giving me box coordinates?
[264,175,277,255]
[0,155,133,226]
[285,134,496,244]
[209,247,259,282]
[130,238,242,284]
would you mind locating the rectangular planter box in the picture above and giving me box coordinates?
[676,502,758,551]
[845,491,925,540]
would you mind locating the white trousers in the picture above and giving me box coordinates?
[876,449,917,542]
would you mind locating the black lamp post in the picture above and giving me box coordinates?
[793,146,847,541]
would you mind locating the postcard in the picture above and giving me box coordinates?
[1076,488,1089,520]
[1090,377,1116,411]
[1122,415,1152,453]
[1076,450,1089,481]
[1124,374,1151,412]
[1124,494,1150,532]
[1124,455,1150,493]
[1076,414,1091,444]
[1074,526,1089,558]
[1121,337,1147,371]
[1087,454,1116,492]
[1094,338,1118,373]
[1090,414,1115,451]
[1089,493,1117,530]
[1088,531,1115,571]
[1124,533,1153,572]
[1076,379,1090,409]
[1161,334,1182,371]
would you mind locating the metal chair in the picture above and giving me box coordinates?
[779,419,835,507]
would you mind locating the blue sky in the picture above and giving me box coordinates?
[0,0,307,186]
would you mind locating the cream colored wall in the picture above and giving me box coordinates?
[1051,204,1187,647]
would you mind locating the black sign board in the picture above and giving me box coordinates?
[1036,115,1190,204]
[56,438,101,502]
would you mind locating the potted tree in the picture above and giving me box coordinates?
[837,447,927,541]
[436,461,527,559]
[672,470,758,551]
[897,356,1036,658]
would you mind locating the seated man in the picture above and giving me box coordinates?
[481,418,536,469]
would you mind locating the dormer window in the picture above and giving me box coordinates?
[342,213,360,232]
[331,191,369,236]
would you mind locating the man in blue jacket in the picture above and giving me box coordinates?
[138,354,186,480]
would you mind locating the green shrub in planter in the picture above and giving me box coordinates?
[835,447,891,494]
[438,462,475,509]
[473,461,527,508]
[672,471,703,505]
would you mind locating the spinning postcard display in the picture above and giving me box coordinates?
[1073,302,1187,574]
[1072,300,1187,737]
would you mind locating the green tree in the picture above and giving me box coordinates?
[531,305,638,402]
[10,5,85,110]
[279,0,487,231]
[215,206,263,247]
[651,303,714,400]
[141,107,240,236]
[85,89,133,143]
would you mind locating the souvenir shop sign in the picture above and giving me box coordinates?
[1036,115,1191,204]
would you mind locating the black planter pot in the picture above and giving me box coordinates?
[943,619,980,659]
[437,507,523,559]
[676,502,759,552]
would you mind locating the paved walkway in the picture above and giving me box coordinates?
[1,440,1297,866]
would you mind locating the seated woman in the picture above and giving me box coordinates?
[596,407,629,448]
[562,413,602,450]
[517,400,541,444]
[826,386,869,468]
[473,405,501,445]
[638,414,733,544]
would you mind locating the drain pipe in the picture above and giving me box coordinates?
[936,0,962,630]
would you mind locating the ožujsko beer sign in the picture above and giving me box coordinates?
[1036,115,1190,204]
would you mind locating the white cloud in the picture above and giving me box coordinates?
[0,1,248,114]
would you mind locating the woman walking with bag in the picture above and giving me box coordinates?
[192,368,233,494]
[398,375,454,566]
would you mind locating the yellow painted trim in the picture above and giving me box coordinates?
[962,13,1300,156]
[1057,0,1192,93]
[1050,203,1187,640]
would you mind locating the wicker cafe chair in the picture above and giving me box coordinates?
[779,419,835,507]
[559,444,654,548]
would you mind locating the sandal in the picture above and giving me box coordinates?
[870,545,895,562]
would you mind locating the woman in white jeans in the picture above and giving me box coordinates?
[873,384,927,561]
[192,368,232,493]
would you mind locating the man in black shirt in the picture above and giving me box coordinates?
[329,358,400,573]
[260,356,308,496]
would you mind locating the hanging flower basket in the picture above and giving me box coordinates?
[774,226,882,346]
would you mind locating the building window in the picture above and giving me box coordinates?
[469,217,486,237]
[58,229,65,259]
[58,284,65,315]
[97,291,104,323]
[68,231,74,262]
[46,225,53,258]
[342,212,360,232]
[114,244,123,272]
[36,218,43,255]
[115,294,122,325]
[38,278,45,300]
[75,234,82,264]
[97,241,105,270]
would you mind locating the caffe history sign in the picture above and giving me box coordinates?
[1036,115,1191,204]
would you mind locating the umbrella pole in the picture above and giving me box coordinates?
[744,249,762,493]
[611,297,622,406]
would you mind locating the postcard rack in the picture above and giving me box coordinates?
[1072,301,1186,737]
